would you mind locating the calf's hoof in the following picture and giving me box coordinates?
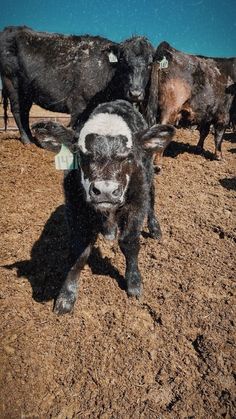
[153,164,162,174]
[149,223,162,241]
[54,290,76,315]
[127,273,142,298]
[214,153,223,161]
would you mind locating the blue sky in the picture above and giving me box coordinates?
[0,0,235,57]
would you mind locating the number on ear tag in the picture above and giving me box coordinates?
[159,56,168,69]
[55,144,79,170]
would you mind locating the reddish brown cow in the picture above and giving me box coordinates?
[146,42,236,169]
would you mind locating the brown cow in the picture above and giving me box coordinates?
[146,42,236,169]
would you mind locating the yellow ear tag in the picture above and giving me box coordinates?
[55,144,79,170]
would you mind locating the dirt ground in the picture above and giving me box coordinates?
[0,112,235,418]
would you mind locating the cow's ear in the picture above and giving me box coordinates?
[32,121,76,152]
[139,124,175,152]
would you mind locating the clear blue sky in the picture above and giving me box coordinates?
[0,0,235,57]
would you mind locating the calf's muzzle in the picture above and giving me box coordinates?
[89,180,123,206]
[129,89,144,102]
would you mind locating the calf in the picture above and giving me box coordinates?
[32,100,174,314]
[0,26,154,144]
[146,42,236,168]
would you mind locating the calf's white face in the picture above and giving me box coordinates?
[78,113,134,211]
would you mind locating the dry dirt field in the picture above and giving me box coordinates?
[0,107,235,418]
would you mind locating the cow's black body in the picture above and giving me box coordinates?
[198,55,236,130]
[146,42,236,163]
[0,26,154,144]
[33,100,175,314]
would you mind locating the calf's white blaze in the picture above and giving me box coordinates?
[78,113,132,153]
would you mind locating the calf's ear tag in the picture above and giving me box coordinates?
[159,56,168,69]
[55,144,79,170]
[108,51,118,63]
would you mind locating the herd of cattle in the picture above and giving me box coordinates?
[0,26,235,314]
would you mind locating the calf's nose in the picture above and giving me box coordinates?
[89,180,122,201]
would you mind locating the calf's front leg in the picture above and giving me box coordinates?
[119,232,142,298]
[54,242,93,315]
[147,182,162,240]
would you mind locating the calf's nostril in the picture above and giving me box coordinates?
[92,185,101,196]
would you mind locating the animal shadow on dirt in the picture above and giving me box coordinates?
[223,132,236,143]
[165,138,214,160]
[4,205,125,304]
[219,177,236,191]
[223,132,236,154]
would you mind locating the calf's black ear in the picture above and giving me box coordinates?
[32,121,76,152]
[140,124,175,152]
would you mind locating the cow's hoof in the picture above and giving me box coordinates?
[54,291,76,315]
[21,136,32,145]
[127,274,142,298]
[149,226,162,241]
[150,230,162,241]
[148,219,162,241]
[214,154,223,161]
[153,165,162,174]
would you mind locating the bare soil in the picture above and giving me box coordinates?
[0,113,235,418]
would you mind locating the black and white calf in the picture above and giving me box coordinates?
[33,100,175,314]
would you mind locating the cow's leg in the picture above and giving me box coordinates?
[147,182,162,240]
[3,77,32,144]
[20,99,33,143]
[119,234,142,297]
[196,123,210,153]
[119,211,145,297]
[153,111,176,172]
[54,240,93,315]
[214,124,225,160]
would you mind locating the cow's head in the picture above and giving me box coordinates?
[32,117,174,212]
[120,36,154,103]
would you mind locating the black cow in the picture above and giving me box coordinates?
[32,100,175,314]
[0,26,154,144]
[146,42,236,167]
[198,55,236,130]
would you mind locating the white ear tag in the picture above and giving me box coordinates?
[55,144,79,170]
[108,51,118,63]
[159,56,168,69]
